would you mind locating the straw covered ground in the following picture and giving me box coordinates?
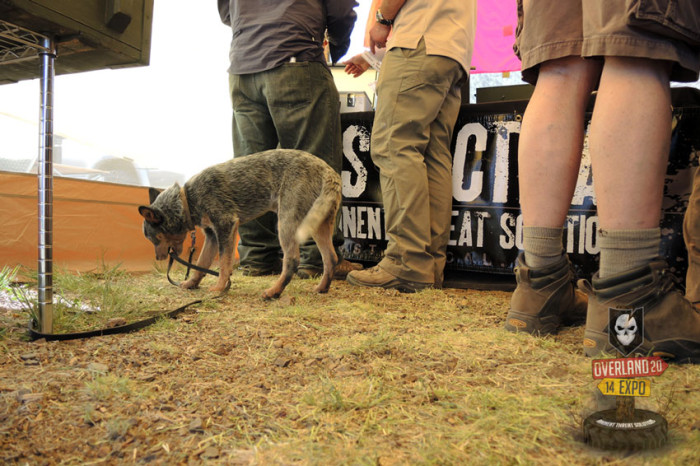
[1,264,699,465]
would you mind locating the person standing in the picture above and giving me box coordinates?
[345,0,477,292]
[504,0,700,362]
[217,0,362,279]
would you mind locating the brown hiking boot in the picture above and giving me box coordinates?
[579,259,700,363]
[505,252,587,335]
[346,265,432,293]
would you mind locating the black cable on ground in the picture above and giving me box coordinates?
[27,299,202,341]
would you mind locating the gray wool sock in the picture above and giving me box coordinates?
[523,226,565,269]
[597,228,660,278]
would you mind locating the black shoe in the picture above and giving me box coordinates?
[238,261,282,277]
[296,260,364,280]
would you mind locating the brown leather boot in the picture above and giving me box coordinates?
[579,259,700,363]
[346,265,432,293]
[505,252,587,335]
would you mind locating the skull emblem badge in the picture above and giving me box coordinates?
[614,314,637,346]
[608,307,644,356]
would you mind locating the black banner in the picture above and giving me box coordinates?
[340,89,700,281]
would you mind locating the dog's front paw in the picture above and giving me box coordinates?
[180,279,199,290]
[207,278,231,293]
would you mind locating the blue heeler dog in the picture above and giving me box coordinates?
[139,149,341,299]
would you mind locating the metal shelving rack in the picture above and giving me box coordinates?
[0,20,49,61]
[0,19,56,333]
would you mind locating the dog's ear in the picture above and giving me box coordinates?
[138,206,163,225]
[148,187,163,204]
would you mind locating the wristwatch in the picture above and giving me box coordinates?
[375,9,394,26]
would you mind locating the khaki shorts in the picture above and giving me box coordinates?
[514,0,700,84]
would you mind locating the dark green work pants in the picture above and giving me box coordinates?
[229,61,345,270]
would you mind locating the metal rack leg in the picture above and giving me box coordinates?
[37,35,56,334]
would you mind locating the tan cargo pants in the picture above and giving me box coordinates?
[371,38,465,285]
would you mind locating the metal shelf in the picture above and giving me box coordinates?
[0,19,49,64]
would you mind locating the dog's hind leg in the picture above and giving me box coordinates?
[310,214,338,294]
[262,218,300,300]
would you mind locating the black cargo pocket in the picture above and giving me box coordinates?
[627,0,700,47]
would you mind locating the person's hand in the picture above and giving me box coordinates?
[343,54,370,77]
[369,23,391,54]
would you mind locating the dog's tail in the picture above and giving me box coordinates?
[295,170,342,244]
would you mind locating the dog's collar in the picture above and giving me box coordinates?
[179,187,195,232]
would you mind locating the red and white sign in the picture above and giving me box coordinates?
[591,356,668,380]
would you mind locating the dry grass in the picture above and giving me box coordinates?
[1,263,699,465]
